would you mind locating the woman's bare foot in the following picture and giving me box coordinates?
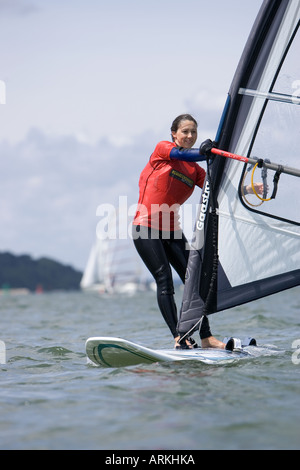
[201,336,225,349]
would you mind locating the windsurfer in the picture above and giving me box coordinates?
[132,114,226,350]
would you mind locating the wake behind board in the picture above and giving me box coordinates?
[85,337,251,368]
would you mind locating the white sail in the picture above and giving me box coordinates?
[80,238,113,292]
[81,210,146,294]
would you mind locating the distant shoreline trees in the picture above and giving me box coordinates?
[0,252,82,292]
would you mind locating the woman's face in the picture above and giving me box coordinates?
[172,120,198,149]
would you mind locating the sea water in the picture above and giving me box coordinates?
[0,287,299,450]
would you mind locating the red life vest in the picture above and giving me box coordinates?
[133,141,206,231]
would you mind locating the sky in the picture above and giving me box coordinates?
[0,0,263,272]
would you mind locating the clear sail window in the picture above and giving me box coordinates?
[241,26,300,225]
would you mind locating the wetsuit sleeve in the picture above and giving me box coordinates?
[151,141,176,164]
[170,147,207,162]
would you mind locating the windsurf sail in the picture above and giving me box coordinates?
[178,0,300,337]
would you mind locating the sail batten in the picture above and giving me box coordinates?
[239,88,300,105]
[178,0,300,336]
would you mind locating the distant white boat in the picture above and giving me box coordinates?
[80,236,112,293]
[80,218,149,295]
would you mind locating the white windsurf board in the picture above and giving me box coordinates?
[85,336,252,368]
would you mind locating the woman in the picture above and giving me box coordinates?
[132,114,225,350]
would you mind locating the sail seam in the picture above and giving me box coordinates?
[218,210,300,238]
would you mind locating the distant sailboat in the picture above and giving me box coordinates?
[80,236,148,294]
[81,210,148,294]
[178,0,300,339]
[80,237,112,293]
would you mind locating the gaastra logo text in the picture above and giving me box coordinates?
[196,181,210,231]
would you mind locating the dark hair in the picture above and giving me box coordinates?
[171,114,198,141]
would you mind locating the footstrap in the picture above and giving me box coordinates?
[224,336,257,351]
[242,336,257,347]
[224,337,242,351]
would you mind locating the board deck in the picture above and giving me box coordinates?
[85,336,251,368]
